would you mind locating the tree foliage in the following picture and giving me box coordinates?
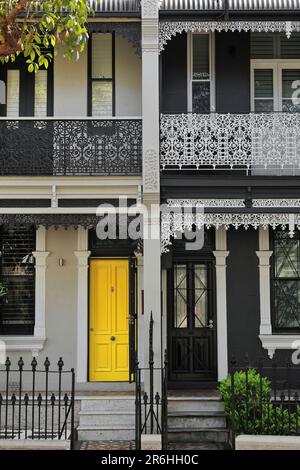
[0,0,90,71]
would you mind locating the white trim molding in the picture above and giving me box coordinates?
[259,335,300,359]
[159,21,300,51]
[0,336,46,357]
[214,227,229,381]
[256,227,300,358]
[75,227,90,383]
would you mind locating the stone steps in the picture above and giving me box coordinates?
[77,396,135,441]
[167,395,228,448]
[168,411,226,429]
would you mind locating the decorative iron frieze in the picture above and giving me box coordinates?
[161,211,300,252]
[0,119,142,176]
[159,20,300,51]
[160,113,300,171]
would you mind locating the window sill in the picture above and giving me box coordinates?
[259,335,300,359]
[0,336,46,357]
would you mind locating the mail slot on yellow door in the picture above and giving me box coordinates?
[89,259,129,382]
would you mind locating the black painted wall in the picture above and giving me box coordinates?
[226,228,264,364]
[215,31,251,113]
[161,33,187,114]
[226,228,297,371]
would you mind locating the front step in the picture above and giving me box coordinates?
[167,395,228,447]
[168,411,226,430]
[77,396,135,441]
[77,425,135,441]
[168,428,229,444]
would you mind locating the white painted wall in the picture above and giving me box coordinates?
[115,36,142,116]
[54,50,88,117]
[53,36,142,117]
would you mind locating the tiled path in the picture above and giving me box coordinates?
[80,441,135,450]
[79,441,226,450]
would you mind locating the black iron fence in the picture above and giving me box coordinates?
[0,119,142,176]
[135,314,168,450]
[226,356,300,448]
[0,357,75,448]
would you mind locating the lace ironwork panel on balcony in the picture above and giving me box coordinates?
[0,119,142,176]
[160,113,300,171]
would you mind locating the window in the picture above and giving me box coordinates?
[0,61,53,117]
[173,263,209,330]
[189,33,213,113]
[34,70,48,117]
[251,33,300,112]
[252,63,300,112]
[0,226,36,335]
[89,33,114,116]
[271,230,300,332]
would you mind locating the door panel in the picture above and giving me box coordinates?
[89,259,129,382]
[168,262,217,385]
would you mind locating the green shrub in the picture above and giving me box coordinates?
[219,369,300,436]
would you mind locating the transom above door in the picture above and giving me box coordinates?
[168,261,217,386]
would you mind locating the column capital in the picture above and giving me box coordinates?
[74,251,91,267]
[213,251,229,267]
[32,251,50,266]
[256,250,273,266]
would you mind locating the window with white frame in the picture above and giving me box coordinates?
[251,33,300,112]
[189,33,214,113]
[89,33,114,116]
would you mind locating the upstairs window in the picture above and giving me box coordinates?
[189,33,213,113]
[89,33,115,116]
[0,226,36,335]
[0,58,53,117]
[271,230,300,332]
[251,33,300,112]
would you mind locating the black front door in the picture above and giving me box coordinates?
[168,261,217,386]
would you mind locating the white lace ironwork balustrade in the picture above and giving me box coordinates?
[160,113,300,171]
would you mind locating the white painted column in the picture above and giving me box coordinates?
[141,1,161,370]
[213,227,229,381]
[74,227,91,383]
[256,227,273,335]
[33,226,49,340]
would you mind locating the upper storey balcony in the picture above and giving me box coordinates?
[0,10,142,177]
[159,3,300,176]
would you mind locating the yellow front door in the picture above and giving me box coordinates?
[89,259,129,382]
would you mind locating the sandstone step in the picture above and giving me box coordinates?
[168,397,224,413]
[168,428,229,444]
[168,411,226,430]
[77,425,135,441]
[78,410,135,427]
[80,397,135,412]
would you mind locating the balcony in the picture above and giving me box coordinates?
[160,113,300,175]
[0,118,142,177]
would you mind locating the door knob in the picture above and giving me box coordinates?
[90,328,94,332]
[207,320,214,330]
[110,336,116,341]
